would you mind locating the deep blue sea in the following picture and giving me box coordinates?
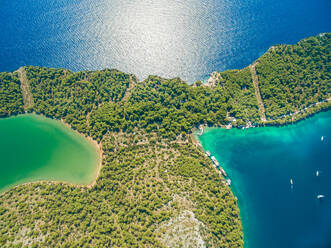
[198,111,331,248]
[1,0,330,82]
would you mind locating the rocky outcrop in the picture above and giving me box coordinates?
[204,71,221,87]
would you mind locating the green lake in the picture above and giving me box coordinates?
[0,114,99,193]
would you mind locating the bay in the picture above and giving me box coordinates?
[197,111,331,248]
[0,114,99,193]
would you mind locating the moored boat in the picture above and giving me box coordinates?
[220,167,227,177]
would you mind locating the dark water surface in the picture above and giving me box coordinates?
[1,0,330,82]
[0,114,99,193]
[197,111,331,248]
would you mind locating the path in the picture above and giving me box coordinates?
[122,75,136,102]
[16,67,34,111]
[250,62,266,122]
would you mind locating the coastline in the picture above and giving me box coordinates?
[0,113,103,196]
[58,116,103,188]
[193,108,331,165]
[192,98,330,134]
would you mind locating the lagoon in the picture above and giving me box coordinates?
[197,111,331,248]
[0,114,99,193]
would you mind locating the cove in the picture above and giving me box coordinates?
[197,111,331,248]
[0,114,100,193]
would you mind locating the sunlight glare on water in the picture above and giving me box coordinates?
[80,0,231,81]
[1,0,330,81]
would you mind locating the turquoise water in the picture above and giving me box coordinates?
[0,114,99,193]
[1,0,330,81]
[197,111,331,248]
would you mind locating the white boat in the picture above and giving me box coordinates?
[321,136,324,141]
[317,195,325,199]
[290,179,293,185]
[211,157,219,166]
[206,150,211,157]
[226,179,232,186]
[220,167,227,177]
[316,170,319,177]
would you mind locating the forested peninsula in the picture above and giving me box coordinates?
[0,33,330,248]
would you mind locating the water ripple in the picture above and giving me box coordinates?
[0,0,330,82]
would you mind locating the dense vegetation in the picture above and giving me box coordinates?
[90,76,229,140]
[0,131,242,247]
[0,72,24,117]
[0,33,330,247]
[25,66,135,134]
[90,69,262,139]
[1,68,244,247]
[217,68,260,125]
[256,33,330,120]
